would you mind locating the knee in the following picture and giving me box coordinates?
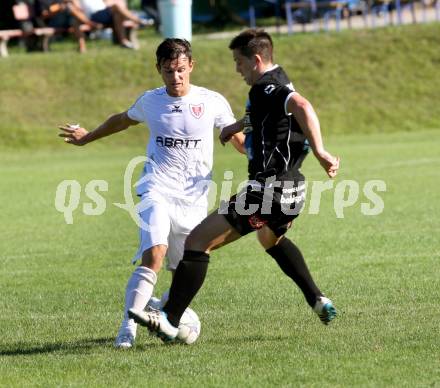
[184,230,211,252]
[111,4,123,14]
[184,232,200,251]
[257,227,283,250]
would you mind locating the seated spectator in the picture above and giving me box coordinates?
[0,0,19,30]
[36,0,101,28]
[0,0,33,52]
[34,0,103,53]
[79,0,147,49]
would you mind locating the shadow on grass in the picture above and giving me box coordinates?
[0,337,114,356]
[0,336,167,356]
[0,333,295,356]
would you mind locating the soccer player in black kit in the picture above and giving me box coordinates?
[129,29,341,341]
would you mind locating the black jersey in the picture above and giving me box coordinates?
[244,66,309,182]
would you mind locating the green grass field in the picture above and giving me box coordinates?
[1,129,439,386]
[1,23,440,387]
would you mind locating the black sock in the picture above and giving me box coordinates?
[163,250,210,327]
[266,238,322,307]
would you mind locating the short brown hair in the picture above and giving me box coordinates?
[228,29,273,62]
[156,38,192,66]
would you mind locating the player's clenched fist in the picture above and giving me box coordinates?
[316,150,340,178]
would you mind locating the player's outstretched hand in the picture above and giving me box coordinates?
[316,150,340,178]
[58,124,89,146]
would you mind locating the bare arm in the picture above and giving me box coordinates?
[219,119,246,154]
[286,93,340,178]
[58,111,139,146]
[229,132,246,154]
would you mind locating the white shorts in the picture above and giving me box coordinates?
[132,192,207,271]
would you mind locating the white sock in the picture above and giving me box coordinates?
[118,266,157,337]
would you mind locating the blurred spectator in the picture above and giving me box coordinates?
[0,0,19,29]
[78,0,147,48]
[7,1,43,51]
[35,0,101,28]
[34,0,103,53]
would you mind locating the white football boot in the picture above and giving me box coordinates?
[313,296,337,325]
[128,308,178,342]
[114,330,135,349]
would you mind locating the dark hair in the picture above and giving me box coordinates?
[229,29,273,62]
[156,38,192,66]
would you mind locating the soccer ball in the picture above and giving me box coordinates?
[146,290,201,345]
[176,306,201,345]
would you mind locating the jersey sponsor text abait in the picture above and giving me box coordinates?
[127,85,235,206]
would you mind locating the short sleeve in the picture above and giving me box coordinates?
[212,92,236,130]
[252,83,296,116]
[127,93,146,122]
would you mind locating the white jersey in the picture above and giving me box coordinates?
[127,85,235,207]
[79,0,106,17]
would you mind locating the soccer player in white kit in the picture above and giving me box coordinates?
[59,38,244,348]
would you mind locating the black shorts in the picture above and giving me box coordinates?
[91,8,113,25]
[221,177,306,237]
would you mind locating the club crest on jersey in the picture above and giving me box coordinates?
[190,103,204,119]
